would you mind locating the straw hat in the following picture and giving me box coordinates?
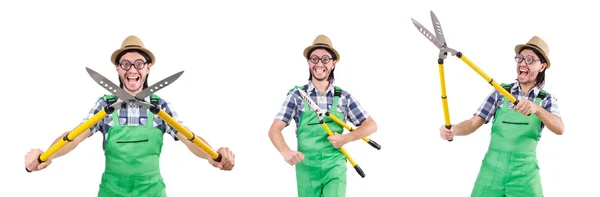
[303,34,340,62]
[110,35,155,65]
[515,36,550,69]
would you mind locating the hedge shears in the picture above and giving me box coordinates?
[411,11,523,141]
[26,67,185,172]
[295,88,368,178]
[85,67,224,163]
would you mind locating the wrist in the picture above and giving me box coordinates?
[280,148,292,155]
[534,105,543,115]
[344,132,357,142]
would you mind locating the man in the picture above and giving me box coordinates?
[24,35,235,196]
[439,36,564,196]
[268,34,378,197]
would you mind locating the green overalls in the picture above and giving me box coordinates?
[97,95,168,197]
[471,84,548,197]
[293,86,348,197]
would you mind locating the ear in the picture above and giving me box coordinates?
[539,63,547,72]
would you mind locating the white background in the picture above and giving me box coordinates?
[1,0,598,196]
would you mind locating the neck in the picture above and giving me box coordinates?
[519,81,535,95]
[125,89,142,96]
[311,79,330,95]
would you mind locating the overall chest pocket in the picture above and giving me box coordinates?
[116,139,149,143]
[501,121,529,125]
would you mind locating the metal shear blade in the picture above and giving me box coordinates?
[430,11,447,47]
[85,67,182,109]
[411,18,444,49]
[411,11,458,57]
[295,88,327,121]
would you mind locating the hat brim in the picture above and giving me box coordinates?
[515,44,550,69]
[111,47,156,66]
[303,45,340,62]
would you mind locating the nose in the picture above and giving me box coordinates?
[315,60,326,67]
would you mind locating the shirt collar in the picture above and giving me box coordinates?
[306,80,336,96]
[511,80,541,98]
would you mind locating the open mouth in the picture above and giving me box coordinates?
[126,75,140,82]
[519,68,529,77]
[313,68,326,74]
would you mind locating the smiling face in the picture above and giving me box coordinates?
[515,48,546,86]
[307,48,336,82]
[116,51,151,95]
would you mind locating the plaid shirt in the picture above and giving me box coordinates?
[275,80,370,132]
[474,81,561,131]
[82,95,183,150]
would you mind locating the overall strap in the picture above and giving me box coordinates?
[535,90,548,105]
[99,94,121,128]
[289,85,312,112]
[147,94,160,127]
[103,94,117,105]
[500,83,549,108]
[331,86,342,112]
[501,83,511,108]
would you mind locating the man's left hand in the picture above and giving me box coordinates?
[328,133,349,148]
[514,99,539,116]
[208,147,235,171]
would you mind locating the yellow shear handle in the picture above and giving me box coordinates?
[438,62,453,142]
[155,109,222,162]
[457,52,518,104]
[326,113,381,150]
[321,122,366,178]
[27,107,112,172]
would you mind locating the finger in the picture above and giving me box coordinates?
[38,160,51,170]
[445,129,452,134]
[519,105,529,115]
[296,153,304,163]
[38,163,48,170]
[292,155,300,164]
[521,105,528,115]
[222,158,232,169]
[221,161,231,170]
[209,159,217,168]
[444,132,453,140]
[26,159,39,172]
[26,164,36,172]
[441,133,450,141]
[223,151,232,163]
[225,153,234,169]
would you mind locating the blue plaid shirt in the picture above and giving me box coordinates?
[82,95,183,150]
[474,81,561,131]
[275,80,370,132]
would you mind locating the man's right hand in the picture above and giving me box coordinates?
[25,148,51,172]
[440,125,455,141]
[282,150,304,166]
